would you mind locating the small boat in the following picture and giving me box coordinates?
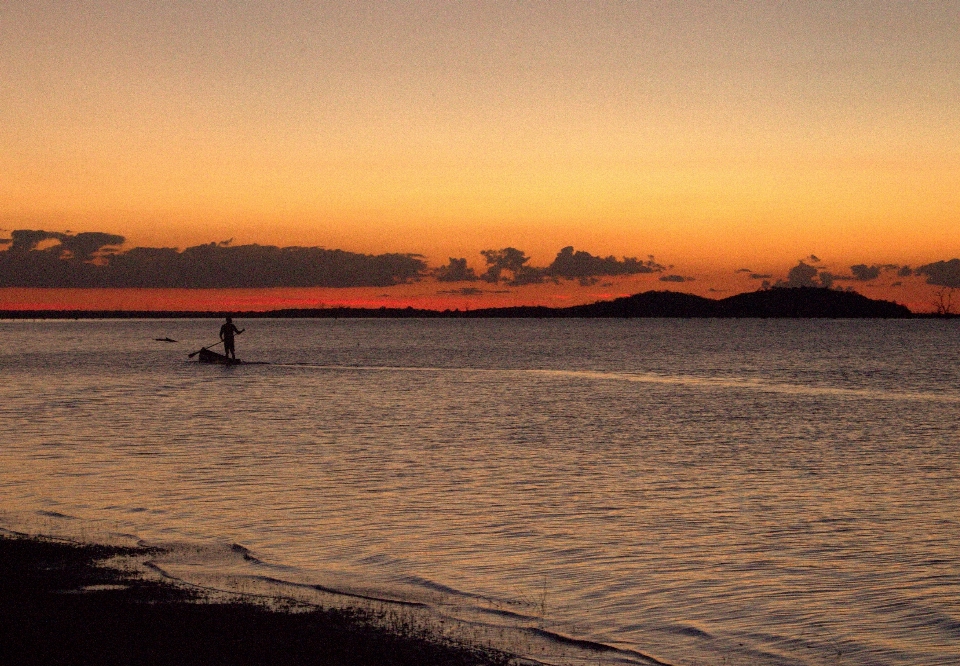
[197,347,242,365]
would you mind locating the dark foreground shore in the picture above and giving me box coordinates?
[0,533,513,666]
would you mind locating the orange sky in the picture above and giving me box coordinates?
[1,2,958,311]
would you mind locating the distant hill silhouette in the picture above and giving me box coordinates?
[459,291,718,318]
[0,287,913,319]
[454,287,909,318]
[715,287,910,318]
[535,287,910,318]
[554,291,719,317]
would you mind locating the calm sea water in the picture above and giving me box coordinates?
[1,318,958,665]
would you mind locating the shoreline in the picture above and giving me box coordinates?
[0,286,933,319]
[0,530,515,666]
[0,514,672,666]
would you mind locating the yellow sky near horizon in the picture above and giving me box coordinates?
[2,1,959,287]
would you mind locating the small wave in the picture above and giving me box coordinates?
[663,624,712,639]
[139,538,670,666]
[526,627,671,666]
[1,517,673,666]
[37,510,73,519]
[230,543,266,564]
[400,573,473,597]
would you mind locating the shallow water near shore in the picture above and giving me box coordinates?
[1,318,959,665]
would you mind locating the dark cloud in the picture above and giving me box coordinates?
[479,247,539,285]
[434,257,478,283]
[545,246,664,279]
[0,230,427,288]
[0,233,695,291]
[9,230,67,252]
[776,261,834,289]
[509,266,546,285]
[475,246,665,286]
[916,259,960,288]
[60,232,126,261]
[735,268,771,279]
[659,274,695,283]
[784,262,818,286]
[845,263,910,282]
[6,229,125,260]
[437,287,484,296]
[850,264,881,281]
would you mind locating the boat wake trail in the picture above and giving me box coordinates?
[271,363,959,404]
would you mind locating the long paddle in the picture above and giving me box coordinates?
[188,339,224,358]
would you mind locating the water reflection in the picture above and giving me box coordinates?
[0,319,958,665]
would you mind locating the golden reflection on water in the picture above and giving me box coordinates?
[1,318,959,666]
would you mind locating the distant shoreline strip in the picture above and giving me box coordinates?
[0,287,936,319]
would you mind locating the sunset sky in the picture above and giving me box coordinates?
[2,1,958,311]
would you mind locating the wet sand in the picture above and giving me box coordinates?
[0,533,513,666]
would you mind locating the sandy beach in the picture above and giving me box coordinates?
[0,532,513,666]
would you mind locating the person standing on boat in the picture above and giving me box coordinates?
[219,317,244,360]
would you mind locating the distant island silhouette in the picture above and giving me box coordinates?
[0,287,918,319]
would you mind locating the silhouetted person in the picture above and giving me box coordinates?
[219,317,244,359]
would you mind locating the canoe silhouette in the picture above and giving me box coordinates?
[197,347,242,365]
